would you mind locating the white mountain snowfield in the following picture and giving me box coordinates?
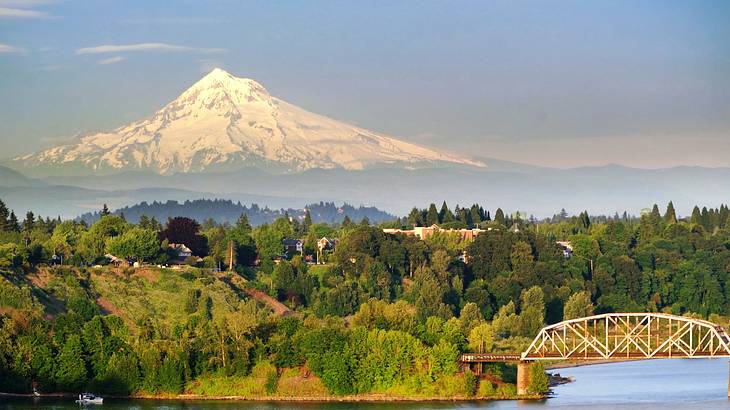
[14,68,485,174]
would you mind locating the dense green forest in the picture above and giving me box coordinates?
[77,199,395,227]
[0,198,729,399]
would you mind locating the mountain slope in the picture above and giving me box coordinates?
[12,68,484,175]
[0,165,43,187]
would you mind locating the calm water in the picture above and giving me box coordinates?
[2,359,730,409]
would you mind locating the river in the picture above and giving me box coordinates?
[2,359,729,409]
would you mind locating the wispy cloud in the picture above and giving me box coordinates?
[0,6,48,18]
[0,1,57,6]
[75,42,225,55]
[0,43,21,53]
[98,56,125,65]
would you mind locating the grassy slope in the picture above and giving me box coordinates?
[1,266,521,401]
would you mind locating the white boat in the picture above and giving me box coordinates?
[76,393,103,405]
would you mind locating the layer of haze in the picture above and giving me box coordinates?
[1,0,729,168]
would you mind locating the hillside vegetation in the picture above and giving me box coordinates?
[0,199,729,399]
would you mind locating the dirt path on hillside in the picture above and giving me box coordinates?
[215,271,296,317]
[243,288,295,317]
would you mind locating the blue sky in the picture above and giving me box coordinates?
[1,0,729,168]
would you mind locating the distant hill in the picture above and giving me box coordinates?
[0,165,40,187]
[77,199,395,226]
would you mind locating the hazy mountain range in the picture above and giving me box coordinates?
[1,69,728,219]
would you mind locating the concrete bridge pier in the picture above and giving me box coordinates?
[517,361,531,395]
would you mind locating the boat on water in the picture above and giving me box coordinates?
[76,393,103,405]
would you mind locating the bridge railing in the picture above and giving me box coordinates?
[521,312,730,360]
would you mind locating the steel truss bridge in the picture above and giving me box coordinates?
[459,313,730,395]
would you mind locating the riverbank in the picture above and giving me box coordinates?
[1,392,544,402]
[546,358,648,370]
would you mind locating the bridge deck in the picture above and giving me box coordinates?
[459,353,522,363]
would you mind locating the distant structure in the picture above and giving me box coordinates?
[556,241,573,258]
[283,238,304,254]
[169,243,202,265]
[383,224,489,241]
[316,237,336,264]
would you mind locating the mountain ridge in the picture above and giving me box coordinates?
[11,68,484,176]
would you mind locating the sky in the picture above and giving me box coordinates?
[1,0,729,169]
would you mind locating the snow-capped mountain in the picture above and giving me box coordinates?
[13,68,484,175]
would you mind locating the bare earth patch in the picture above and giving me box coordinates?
[96,296,123,316]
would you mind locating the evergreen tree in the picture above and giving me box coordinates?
[342,215,352,227]
[55,335,88,391]
[650,204,660,217]
[701,206,710,229]
[149,217,162,232]
[469,205,482,227]
[579,211,591,230]
[8,211,20,232]
[22,211,35,232]
[139,215,151,229]
[494,208,506,226]
[407,207,423,227]
[0,199,9,231]
[664,201,677,224]
[236,213,253,234]
[438,201,454,224]
[426,203,439,226]
[303,209,313,233]
[101,204,111,217]
[690,206,702,225]
[719,205,729,228]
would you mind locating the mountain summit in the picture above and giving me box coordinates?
[13,68,484,175]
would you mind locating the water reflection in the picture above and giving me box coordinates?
[3,359,730,409]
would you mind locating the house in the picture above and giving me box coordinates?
[168,243,201,265]
[104,253,129,267]
[283,238,303,254]
[383,224,487,241]
[556,241,573,258]
[317,237,336,251]
[169,243,193,258]
[316,237,337,264]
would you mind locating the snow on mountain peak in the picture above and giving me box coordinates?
[14,70,485,175]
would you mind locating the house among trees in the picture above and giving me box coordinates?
[316,237,337,264]
[556,241,573,258]
[283,238,303,255]
[104,253,129,267]
[383,224,487,241]
[169,243,201,265]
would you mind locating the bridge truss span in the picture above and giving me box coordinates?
[522,312,730,361]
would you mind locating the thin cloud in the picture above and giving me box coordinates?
[76,43,192,54]
[98,56,125,65]
[0,43,21,53]
[0,1,57,6]
[75,43,225,55]
[0,6,48,18]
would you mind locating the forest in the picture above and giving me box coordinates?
[77,199,395,226]
[0,199,729,399]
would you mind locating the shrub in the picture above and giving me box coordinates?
[463,369,477,397]
[528,362,549,395]
[477,380,495,397]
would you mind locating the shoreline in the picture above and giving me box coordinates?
[546,357,650,370]
[0,392,544,402]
